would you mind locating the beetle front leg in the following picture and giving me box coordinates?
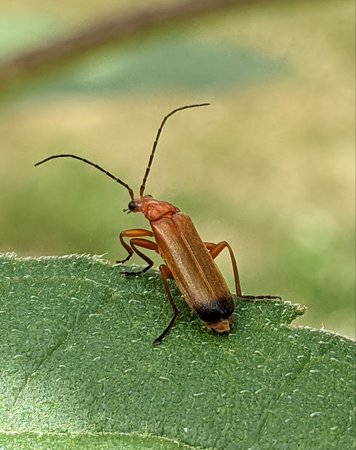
[153,264,180,346]
[122,238,158,276]
[205,241,281,300]
[116,229,154,264]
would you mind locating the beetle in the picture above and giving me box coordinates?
[35,103,280,344]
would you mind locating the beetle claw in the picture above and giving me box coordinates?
[115,256,132,265]
[123,271,140,277]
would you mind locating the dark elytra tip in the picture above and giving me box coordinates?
[195,296,234,323]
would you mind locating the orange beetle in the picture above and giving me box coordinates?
[35,104,279,344]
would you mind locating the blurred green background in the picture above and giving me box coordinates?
[0,0,354,338]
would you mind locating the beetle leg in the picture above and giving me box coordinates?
[205,241,243,297]
[116,229,154,264]
[122,238,158,276]
[153,264,180,346]
[205,241,281,300]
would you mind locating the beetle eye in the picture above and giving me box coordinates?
[128,201,136,211]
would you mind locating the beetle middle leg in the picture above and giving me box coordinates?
[154,264,180,346]
[205,241,281,300]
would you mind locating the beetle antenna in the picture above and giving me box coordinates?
[139,103,210,196]
[35,154,134,200]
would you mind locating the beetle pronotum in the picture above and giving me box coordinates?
[35,104,280,344]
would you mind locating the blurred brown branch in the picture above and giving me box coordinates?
[0,0,262,92]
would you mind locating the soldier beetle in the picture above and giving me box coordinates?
[35,104,280,344]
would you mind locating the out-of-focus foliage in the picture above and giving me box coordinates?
[0,0,354,338]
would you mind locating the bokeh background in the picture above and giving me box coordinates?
[0,0,354,338]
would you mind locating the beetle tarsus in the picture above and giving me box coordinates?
[115,256,132,265]
[153,310,180,346]
[238,295,282,301]
[123,267,151,277]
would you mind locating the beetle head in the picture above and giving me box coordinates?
[126,195,179,222]
[205,318,231,333]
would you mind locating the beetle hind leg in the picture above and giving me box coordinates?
[205,240,242,297]
[205,241,281,300]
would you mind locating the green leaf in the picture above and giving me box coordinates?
[0,253,355,450]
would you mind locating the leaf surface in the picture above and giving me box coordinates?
[0,254,354,449]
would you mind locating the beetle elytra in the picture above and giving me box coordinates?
[35,104,280,344]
